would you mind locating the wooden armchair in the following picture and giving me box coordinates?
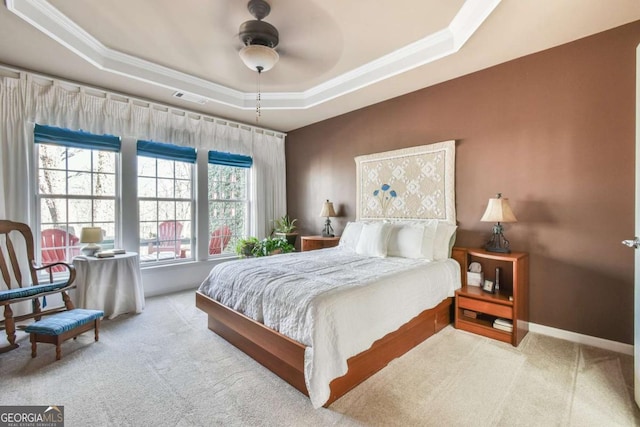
[0,220,76,352]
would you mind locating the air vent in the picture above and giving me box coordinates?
[172,91,208,105]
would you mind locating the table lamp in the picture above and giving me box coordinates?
[80,227,103,256]
[480,193,517,253]
[319,200,337,237]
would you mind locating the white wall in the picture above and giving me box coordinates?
[140,257,233,297]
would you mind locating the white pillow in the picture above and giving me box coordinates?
[419,219,439,260]
[387,223,426,259]
[356,222,392,258]
[339,221,364,251]
[433,222,458,260]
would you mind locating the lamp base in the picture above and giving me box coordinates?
[484,244,511,254]
[81,244,101,256]
[484,222,511,253]
[322,218,334,238]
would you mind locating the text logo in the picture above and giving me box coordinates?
[0,405,64,427]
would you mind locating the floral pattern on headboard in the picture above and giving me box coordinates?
[355,140,456,223]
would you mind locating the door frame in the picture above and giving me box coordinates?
[634,42,639,407]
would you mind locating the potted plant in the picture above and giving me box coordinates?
[235,236,259,257]
[253,236,295,257]
[273,215,298,247]
[235,236,294,257]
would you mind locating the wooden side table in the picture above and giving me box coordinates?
[454,247,529,346]
[301,235,340,252]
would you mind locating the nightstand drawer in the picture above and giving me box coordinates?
[457,296,512,319]
[301,236,340,251]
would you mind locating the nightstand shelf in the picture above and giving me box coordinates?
[454,248,529,346]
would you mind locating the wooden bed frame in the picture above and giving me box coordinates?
[195,247,467,407]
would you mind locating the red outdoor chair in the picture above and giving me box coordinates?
[149,221,185,258]
[209,225,231,255]
[41,228,79,272]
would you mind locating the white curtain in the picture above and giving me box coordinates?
[0,78,30,221]
[252,131,287,238]
[0,72,286,234]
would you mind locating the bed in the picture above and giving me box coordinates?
[196,141,462,407]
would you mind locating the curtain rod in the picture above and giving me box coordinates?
[0,63,287,139]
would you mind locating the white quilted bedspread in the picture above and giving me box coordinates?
[198,247,461,407]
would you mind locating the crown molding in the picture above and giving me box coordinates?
[7,0,501,111]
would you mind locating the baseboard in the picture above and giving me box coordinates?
[529,322,633,356]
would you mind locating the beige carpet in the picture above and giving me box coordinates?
[1,290,639,427]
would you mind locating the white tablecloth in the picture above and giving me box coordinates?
[73,252,144,319]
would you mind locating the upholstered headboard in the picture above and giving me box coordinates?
[354,141,456,223]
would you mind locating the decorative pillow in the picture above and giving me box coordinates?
[356,222,392,258]
[387,223,426,259]
[433,222,458,260]
[339,221,364,251]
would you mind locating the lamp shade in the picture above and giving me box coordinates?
[80,227,103,244]
[319,200,337,218]
[480,194,517,223]
[239,45,279,72]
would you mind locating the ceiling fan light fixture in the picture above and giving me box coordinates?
[239,44,279,72]
[237,0,279,122]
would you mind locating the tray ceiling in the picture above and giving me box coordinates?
[1,0,639,131]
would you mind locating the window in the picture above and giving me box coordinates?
[34,124,120,267]
[34,126,254,268]
[207,151,252,257]
[137,140,196,263]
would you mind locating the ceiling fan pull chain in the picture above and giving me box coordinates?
[256,66,263,122]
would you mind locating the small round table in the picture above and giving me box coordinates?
[73,252,144,319]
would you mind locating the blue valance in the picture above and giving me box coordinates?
[137,140,197,163]
[208,151,253,168]
[34,124,121,152]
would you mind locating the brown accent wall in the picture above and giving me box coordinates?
[285,21,640,344]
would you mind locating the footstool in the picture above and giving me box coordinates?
[25,308,104,360]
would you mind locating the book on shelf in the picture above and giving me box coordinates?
[462,309,478,319]
[494,318,512,327]
[493,318,513,332]
[493,323,512,332]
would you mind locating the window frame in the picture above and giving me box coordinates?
[33,125,121,269]
[137,140,197,265]
[207,161,251,258]
[31,126,257,276]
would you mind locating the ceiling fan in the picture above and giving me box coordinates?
[238,0,280,73]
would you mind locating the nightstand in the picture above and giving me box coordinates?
[300,235,340,251]
[454,248,529,346]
